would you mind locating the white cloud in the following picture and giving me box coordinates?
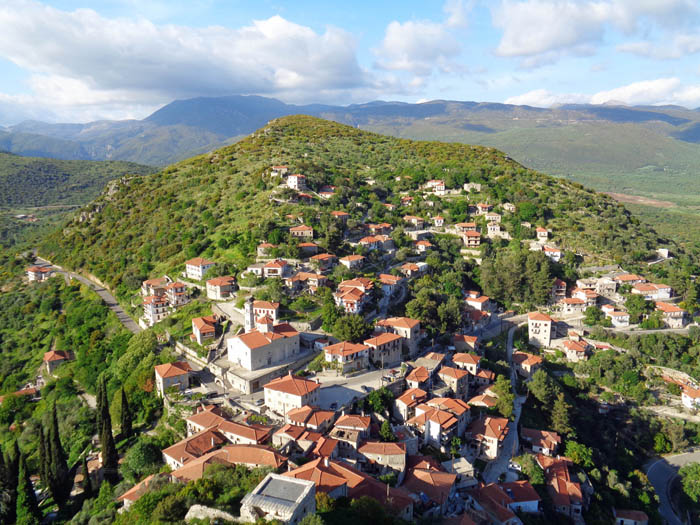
[0,0,382,121]
[374,20,461,77]
[505,77,700,108]
[504,88,590,106]
[618,34,700,59]
[443,0,474,28]
[492,0,700,66]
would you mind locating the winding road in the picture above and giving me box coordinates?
[646,450,700,525]
[35,257,142,334]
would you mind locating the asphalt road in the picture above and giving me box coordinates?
[646,450,700,525]
[36,257,142,334]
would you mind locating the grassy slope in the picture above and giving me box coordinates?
[39,115,662,293]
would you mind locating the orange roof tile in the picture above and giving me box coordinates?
[264,373,319,396]
[154,361,192,378]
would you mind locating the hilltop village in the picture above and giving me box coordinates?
[15,157,698,525]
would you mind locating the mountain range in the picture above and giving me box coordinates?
[5,94,700,242]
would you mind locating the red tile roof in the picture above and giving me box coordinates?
[185,257,214,266]
[154,361,192,379]
[264,373,319,397]
[358,441,406,456]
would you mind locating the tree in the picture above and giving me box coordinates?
[2,442,19,524]
[379,420,396,442]
[437,295,462,333]
[321,292,343,332]
[97,376,119,483]
[450,437,462,458]
[665,420,688,452]
[332,315,371,343]
[47,404,71,506]
[38,426,50,494]
[120,387,133,439]
[300,514,325,525]
[367,388,394,415]
[82,455,93,499]
[15,452,41,525]
[528,369,555,406]
[315,491,335,513]
[551,392,573,436]
[625,294,652,324]
[564,441,593,468]
[493,375,515,418]
[680,462,700,503]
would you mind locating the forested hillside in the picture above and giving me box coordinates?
[41,115,662,297]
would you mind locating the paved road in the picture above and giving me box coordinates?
[483,324,525,483]
[36,257,142,334]
[646,450,700,525]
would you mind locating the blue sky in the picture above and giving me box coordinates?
[1,0,700,124]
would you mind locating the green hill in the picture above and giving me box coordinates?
[0,152,155,248]
[39,115,663,296]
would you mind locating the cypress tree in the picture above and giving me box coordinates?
[97,377,119,483]
[3,442,20,524]
[15,452,41,525]
[120,387,133,439]
[48,404,70,506]
[38,425,51,494]
[0,451,9,525]
[81,455,92,499]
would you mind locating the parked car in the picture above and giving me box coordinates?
[255,398,264,406]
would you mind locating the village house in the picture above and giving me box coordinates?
[339,254,365,270]
[607,309,631,328]
[485,212,501,224]
[462,230,481,248]
[406,366,431,390]
[536,227,548,242]
[43,350,70,374]
[512,352,543,378]
[358,441,407,475]
[185,257,215,281]
[408,399,470,450]
[487,221,501,237]
[528,312,554,347]
[476,203,492,215]
[400,261,428,278]
[576,276,616,296]
[438,366,470,399]
[319,185,336,199]
[206,275,236,300]
[542,246,562,262]
[503,203,516,213]
[466,416,510,460]
[536,455,584,520]
[632,282,673,301]
[260,259,291,278]
[562,340,589,362]
[403,215,424,229]
[453,335,480,353]
[364,332,403,367]
[290,224,314,239]
[656,302,688,328]
[560,297,586,315]
[551,278,567,302]
[154,361,192,397]
[614,273,646,286]
[521,428,561,456]
[376,317,421,357]
[270,165,289,177]
[474,369,496,387]
[433,215,445,227]
[613,509,649,525]
[571,287,598,308]
[264,373,320,415]
[240,473,316,525]
[286,405,336,433]
[142,277,168,296]
[310,253,337,271]
[324,341,370,374]
[165,281,189,307]
[192,315,218,346]
[299,242,320,256]
[465,290,491,312]
[161,427,227,469]
[455,222,477,233]
[453,353,481,375]
[367,222,392,235]
[394,388,429,423]
[284,458,414,520]
[402,467,457,515]
[26,265,54,281]
[415,239,433,253]
[273,425,323,454]
[287,173,306,190]
[331,210,349,224]
[284,271,328,294]
[681,384,700,409]
[425,179,446,193]
[257,242,277,257]
[378,274,405,297]
[143,295,169,326]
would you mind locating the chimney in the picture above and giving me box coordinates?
[324,457,329,467]
[411,394,416,401]
[341,409,345,416]
[211,437,215,447]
